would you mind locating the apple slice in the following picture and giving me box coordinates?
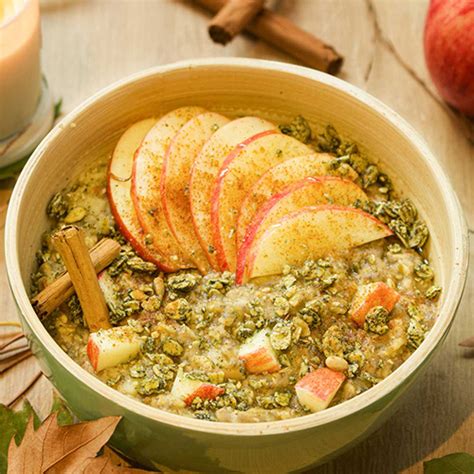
[132,106,206,271]
[295,368,346,412]
[236,177,368,282]
[241,205,393,283]
[189,117,276,269]
[350,282,401,327]
[87,326,141,372]
[108,118,173,269]
[238,330,281,374]
[236,153,358,248]
[171,368,224,406]
[211,133,312,272]
[161,112,230,273]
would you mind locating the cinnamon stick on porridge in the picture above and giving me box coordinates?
[32,237,120,319]
[52,226,112,331]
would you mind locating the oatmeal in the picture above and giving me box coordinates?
[31,111,440,422]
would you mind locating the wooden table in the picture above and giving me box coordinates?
[0,1,472,472]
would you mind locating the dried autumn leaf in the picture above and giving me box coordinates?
[7,413,149,473]
[0,401,40,474]
[82,450,150,473]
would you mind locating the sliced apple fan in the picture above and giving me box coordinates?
[107,108,391,282]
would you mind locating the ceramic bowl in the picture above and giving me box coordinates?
[5,58,468,473]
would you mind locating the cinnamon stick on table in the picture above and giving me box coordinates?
[209,0,264,45]
[52,226,112,331]
[196,0,343,74]
[32,237,120,319]
[459,336,474,348]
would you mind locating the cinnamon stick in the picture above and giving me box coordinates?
[209,0,264,45]
[32,237,120,319]
[194,0,343,74]
[459,336,474,348]
[51,226,112,331]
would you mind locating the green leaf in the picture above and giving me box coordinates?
[54,98,63,121]
[0,400,40,474]
[424,452,474,474]
[50,395,75,426]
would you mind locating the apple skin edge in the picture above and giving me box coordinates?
[87,337,100,371]
[350,282,401,327]
[189,117,277,270]
[295,368,346,412]
[107,159,174,272]
[211,132,312,273]
[160,112,230,273]
[107,119,176,272]
[183,385,224,406]
[235,153,343,248]
[131,107,207,272]
[210,129,279,272]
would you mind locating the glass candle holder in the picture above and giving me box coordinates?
[0,0,54,167]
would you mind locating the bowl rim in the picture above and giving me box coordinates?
[5,57,469,437]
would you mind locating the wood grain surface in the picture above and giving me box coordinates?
[0,1,472,473]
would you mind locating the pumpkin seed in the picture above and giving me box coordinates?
[364,306,389,335]
[270,322,292,350]
[64,207,87,224]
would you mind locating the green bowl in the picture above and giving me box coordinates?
[5,59,469,473]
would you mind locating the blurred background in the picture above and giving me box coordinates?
[0,1,473,473]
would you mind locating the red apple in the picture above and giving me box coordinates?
[350,282,401,327]
[87,326,141,372]
[236,177,368,282]
[424,0,474,116]
[211,132,311,272]
[240,205,393,283]
[132,106,206,271]
[236,153,354,249]
[189,117,276,269]
[171,369,224,406]
[295,368,345,412]
[238,330,281,374]
[161,111,230,273]
[107,118,173,270]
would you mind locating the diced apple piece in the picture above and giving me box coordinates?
[241,205,393,283]
[132,106,206,271]
[107,118,172,269]
[236,153,358,248]
[171,368,224,406]
[161,112,230,272]
[237,177,368,282]
[295,368,346,412]
[189,117,276,269]
[238,330,281,374]
[350,282,401,326]
[87,326,141,372]
[211,133,312,272]
[97,270,116,308]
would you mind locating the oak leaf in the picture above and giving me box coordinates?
[7,413,149,473]
[0,401,40,474]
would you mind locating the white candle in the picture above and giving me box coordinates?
[0,0,41,139]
